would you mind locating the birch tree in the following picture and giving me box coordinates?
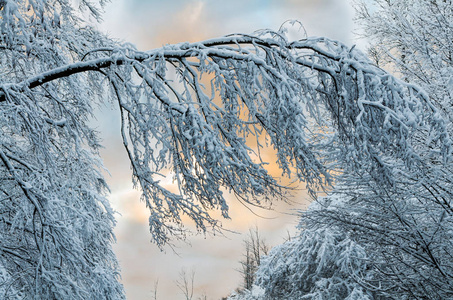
[0,0,450,298]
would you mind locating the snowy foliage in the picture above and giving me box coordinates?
[257,1,453,299]
[1,0,451,298]
[239,1,453,299]
[314,1,453,298]
[0,0,123,298]
[252,225,373,300]
[355,0,453,122]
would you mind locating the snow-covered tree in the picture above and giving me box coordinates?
[229,204,377,300]
[0,0,450,298]
[0,0,124,298]
[254,224,373,300]
[342,1,453,297]
[261,1,453,299]
[355,0,452,120]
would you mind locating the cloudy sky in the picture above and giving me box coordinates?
[95,0,357,299]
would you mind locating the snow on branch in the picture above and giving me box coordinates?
[1,30,450,247]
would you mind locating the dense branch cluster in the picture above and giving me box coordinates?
[245,1,453,299]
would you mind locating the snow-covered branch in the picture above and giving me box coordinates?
[2,31,450,247]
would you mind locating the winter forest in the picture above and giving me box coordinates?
[0,0,452,299]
